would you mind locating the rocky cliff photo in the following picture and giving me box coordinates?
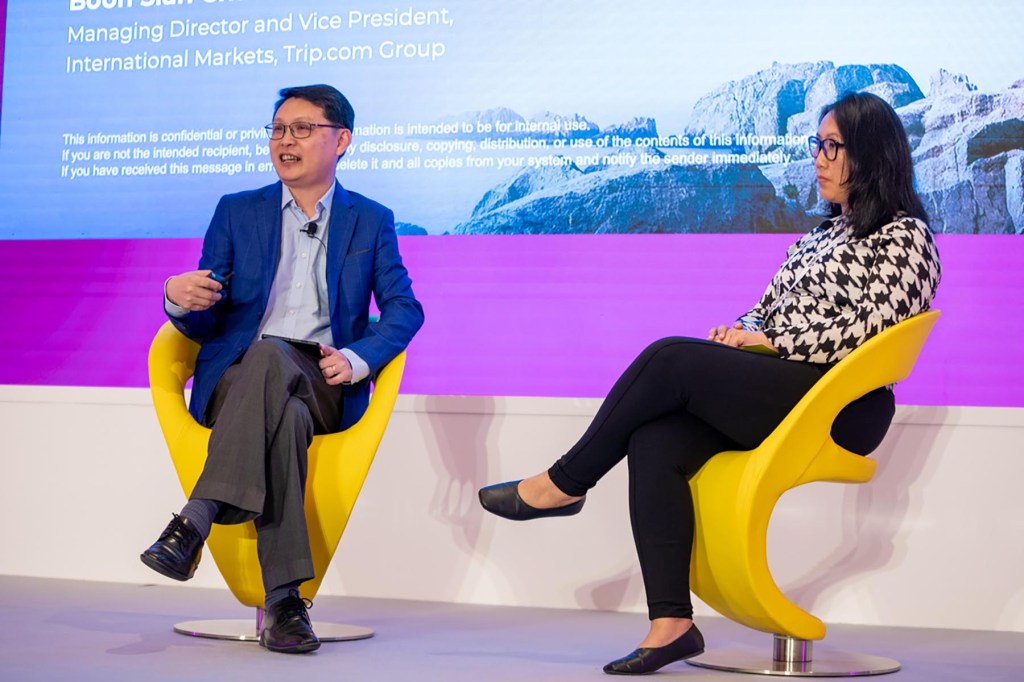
[442,61,1022,235]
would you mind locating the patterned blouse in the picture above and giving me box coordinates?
[738,214,942,365]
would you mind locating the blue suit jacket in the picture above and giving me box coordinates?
[169,181,423,430]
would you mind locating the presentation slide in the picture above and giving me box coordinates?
[0,0,1021,406]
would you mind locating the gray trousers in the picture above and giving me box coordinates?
[191,338,344,592]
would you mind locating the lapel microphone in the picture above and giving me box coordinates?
[301,220,327,257]
[301,220,327,255]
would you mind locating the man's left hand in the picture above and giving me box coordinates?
[319,345,353,385]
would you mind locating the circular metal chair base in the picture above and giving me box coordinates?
[173,619,374,642]
[687,648,900,677]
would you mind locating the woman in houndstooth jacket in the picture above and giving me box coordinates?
[479,91,941,675]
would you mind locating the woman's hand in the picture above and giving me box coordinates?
[708,323,776,350]
[708,322,742,343]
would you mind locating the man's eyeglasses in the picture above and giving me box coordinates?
[808,136,845,161]
[264,122,347,140]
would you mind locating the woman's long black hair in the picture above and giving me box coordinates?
[821,91,928,238]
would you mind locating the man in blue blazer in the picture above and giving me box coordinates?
[140,85,423,653]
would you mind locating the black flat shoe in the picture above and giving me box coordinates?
[260,595,321,654]
[478,480,585,521]
[140,514,204,582]
[603,623,705,675]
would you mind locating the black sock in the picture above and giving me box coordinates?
[178,498,220,540]
[266,580,303,609]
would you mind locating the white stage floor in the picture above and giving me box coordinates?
[1,576,1021,681]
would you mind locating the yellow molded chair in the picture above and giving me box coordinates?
[148,321,406,642]
[686,310,940,676]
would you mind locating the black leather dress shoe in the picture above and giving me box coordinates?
[139,514,204,582]
[259,595,321,654]
[478,480,585,521]
[603,623,705,675]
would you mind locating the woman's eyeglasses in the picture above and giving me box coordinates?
[808,136,845,161]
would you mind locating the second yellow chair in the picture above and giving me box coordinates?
[686,310,940,676]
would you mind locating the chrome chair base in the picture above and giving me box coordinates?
[687,635,900,677]
[173,619,374,642]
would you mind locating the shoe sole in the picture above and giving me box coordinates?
[259,637,321,654]
[139,552,193,582]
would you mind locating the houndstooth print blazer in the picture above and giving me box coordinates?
[737,214,941,365]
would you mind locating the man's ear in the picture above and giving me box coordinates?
[335,129,352,158]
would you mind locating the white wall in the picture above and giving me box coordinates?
[2,386,1022,634]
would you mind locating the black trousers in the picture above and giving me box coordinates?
[191,339,343,592]
[548,337,894,619]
